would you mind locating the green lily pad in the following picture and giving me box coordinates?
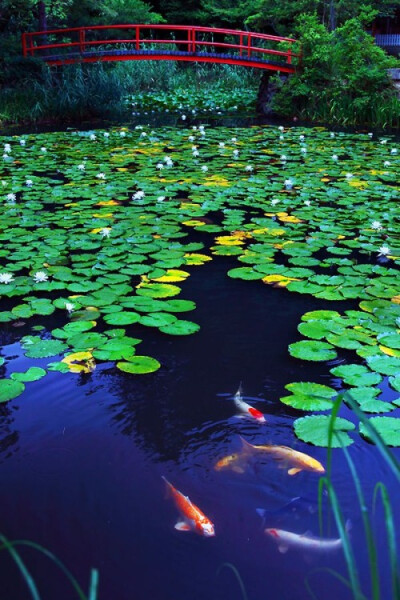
[281,382,336,411]
[289,340,337,362]
[136,283,181,298]
[0,379,25,402]
[116,356,161,374]
[103,312,141,326]
[24,339,68,359]
[139,313,177,328]
[389,376,400,393]
[330,364,382,387]
[10,367,46,382]
[159,320,200,336]
[366,355,400,376]
[294,415,355,447]
[360,417,400,446]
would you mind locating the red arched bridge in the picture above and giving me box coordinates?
[22,24,300,73]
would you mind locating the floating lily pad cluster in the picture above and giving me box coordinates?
[128,87,255,117]
[0,124,398,445]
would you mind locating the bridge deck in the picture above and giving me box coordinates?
[22,24,300,73]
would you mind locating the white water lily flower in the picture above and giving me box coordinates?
[132,191,145,200]
[330,132,335,138]
[332,155,338,161]
[89,134,96,140]
[299,135,305,141]
[218,142,225,148]
[140,132,147,137]
[368,132,373,137]
[304,200,311,206]
[100,227,111,237]
[279,135,284,140]
[201,165,208,172]
[165,158,173,167]
[4,144,11,153]
[65,302,74,314]
[345,173,353,179]
[371,221,383,231]
[20,139,26,146]
[188,136,195,142]
[390,148,397,155]
[40,147,47,152]
[278,126,284,132]
[6,193,16,202]
[378,245,390,256]
[33,271,48,283]
[280,155,287,161]
[271,199,280,206]
[380,139,387,144]
[119,131,126,137]
[77,163,85,170]
[200,130,206,136]
[157,196,165,202]
[181,115,186,120]
[192,150,199,157]
[231,137,237,142]
[233,149,239,156]
[156,163,164,170]
[96,173,106,179]
[191,146,197,151]
[104,132,110,138]
[384,161,391,167]
[284,179,293,190]
[301,147,307,154]
[245,165,253,172]
[0,273,14,284]
[26,180,33,186]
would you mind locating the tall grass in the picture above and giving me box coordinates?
[307,392,400,600]
[0,533,98,600]
[0,60,259,124]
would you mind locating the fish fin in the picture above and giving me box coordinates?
[161,475,172,497]
[288,467,302,476]
[175,521,191,532]
[233,465,245,474]
[278,544,289,554]
[256,508,267,527]
[239,436,254,453]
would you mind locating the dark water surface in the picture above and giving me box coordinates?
[0,253,399,600]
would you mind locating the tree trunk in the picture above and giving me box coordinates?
[329,0,336,31]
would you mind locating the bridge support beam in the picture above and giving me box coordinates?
[256,71,289,116]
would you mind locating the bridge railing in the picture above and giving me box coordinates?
[21,24,300,69]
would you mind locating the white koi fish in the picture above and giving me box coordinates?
[233,384,266,423]
[265,523,350,553]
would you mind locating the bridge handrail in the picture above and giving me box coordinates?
[22,24,300,66]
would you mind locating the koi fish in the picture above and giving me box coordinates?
[233,384,266,423]
[162,476,215,537]
[265,523,350,553]
[214,437,324,476]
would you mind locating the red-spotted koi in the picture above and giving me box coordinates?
[265,523,349,553]
[233,384,266,423]
[162,476,215,537]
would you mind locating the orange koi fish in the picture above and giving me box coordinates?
[162,476,215,537]
[233,385,266,423]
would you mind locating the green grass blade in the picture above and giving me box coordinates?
[0,534,41,600]
[88,569,99,600]
[343,392,400,481]
[215,562,248,600]
[6,540,88,600]
[373,482,400,600]
[318,478,364,600]
[341,444,380,600]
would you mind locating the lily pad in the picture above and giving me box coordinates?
[289,340,337,362]
[159,320,200,336]
[117,356,161,374]
[359,417,400,446]
[0,379,25,402]
[11,367,46,382]
[24,339,68,359]
[294,415,355,447]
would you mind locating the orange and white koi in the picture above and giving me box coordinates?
[162,476,215,537]
[265,525,347,553]
[214,437,324,476]
[233,385,266,423]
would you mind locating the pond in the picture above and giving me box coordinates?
[0,122,399,600]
